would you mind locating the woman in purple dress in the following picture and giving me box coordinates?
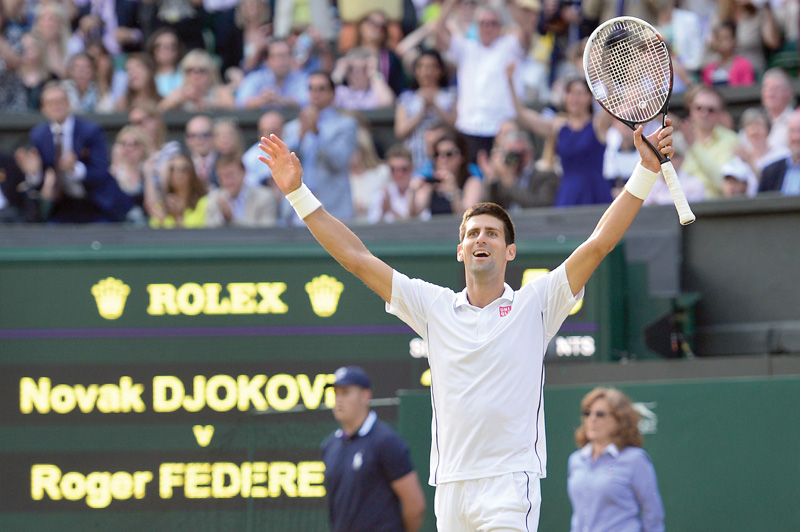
[508,66,613,207]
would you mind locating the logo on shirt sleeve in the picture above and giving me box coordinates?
[499,305,511,317]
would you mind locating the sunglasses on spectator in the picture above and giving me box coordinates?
[366,17,386,29]
[582,410,610,419]
[309,84,331,92]
[186,67,208,74]
[154,41,178,50]
[186,131,213,139]
[694,105,719,114]
[119,140,141,148]
[435,149,460,158]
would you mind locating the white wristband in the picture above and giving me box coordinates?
[624,163,659,200]
[286,184,322,219]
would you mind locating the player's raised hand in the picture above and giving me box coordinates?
[258,134,303,195]
[634,118,674,174]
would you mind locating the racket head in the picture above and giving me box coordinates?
[583,16,674,125]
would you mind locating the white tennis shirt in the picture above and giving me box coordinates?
[387,263,582,485]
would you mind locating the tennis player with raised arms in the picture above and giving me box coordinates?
[258,119,673,531]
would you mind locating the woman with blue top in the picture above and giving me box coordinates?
[568,387,665,532]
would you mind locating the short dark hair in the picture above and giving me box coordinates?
[384,143,412,162]
[215,153,245,172]
[459,203,515,245]
[410,49,449,89]
[309,71,335,91]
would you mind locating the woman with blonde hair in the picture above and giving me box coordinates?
[158,49,235,112]
[348,126,390,222]
[110,125,154,210]
[31,2,71,79]
[568,387,665,532]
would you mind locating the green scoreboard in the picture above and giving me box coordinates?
[0,238,623,531]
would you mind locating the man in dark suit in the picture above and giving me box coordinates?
[760,110,800,196]
[14,81,134,223]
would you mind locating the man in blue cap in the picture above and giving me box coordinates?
[321,366,426,532]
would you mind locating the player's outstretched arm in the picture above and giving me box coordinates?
[565,120,674,296]
[259,135,394,303]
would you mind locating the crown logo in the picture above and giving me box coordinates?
[91,277,131,320]
[305,275,344,317]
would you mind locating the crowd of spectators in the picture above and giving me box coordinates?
[0,0,798,226]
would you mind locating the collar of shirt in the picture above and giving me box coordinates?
[578,442,620,461]
[51,115,75,152]
[454,283,514,309]
[334,410,377,440]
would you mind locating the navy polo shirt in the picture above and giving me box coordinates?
[321,411,414,532]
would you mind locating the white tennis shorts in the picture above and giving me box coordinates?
[434,471,541,532]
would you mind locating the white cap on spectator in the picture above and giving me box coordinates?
[516,0,542,11]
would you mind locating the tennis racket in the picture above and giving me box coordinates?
[583,16,696,225]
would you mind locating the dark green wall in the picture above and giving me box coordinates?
[398,377,800,532]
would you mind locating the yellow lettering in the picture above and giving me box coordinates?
[147,284,178,315]
[73,384,99,413]
[237,374,268,411]
[185,463,212,498]
[251,462,268,498]
[50,384,77,414]
[256,283,288,314]
[266,374,299,411]
[119,376,146,412]
[211,463,241,498]
[31,464,62,501]
[20,377,51,414]
[203,283,231,314]
[205,375,237,412]
[96,384,120,413]
[176,283,205,316]
[84,472,111,509]
[59,472,86,501]
[182,375,206,412]
[153,376,184,413]
[268,462,297,497]
[228,283,258,314]
[297,374,328,410]
[132,471,153,499]
[297,462,326,497]
[159,463,184,499]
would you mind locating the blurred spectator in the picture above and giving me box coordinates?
[62,52,103,114]
[760,67,796,151]
[736,106,791,178]
[510,65,614,207]
[409,130,482,218]
[243,110,285,188]
[770,0,799,74]
[337,0,405,52]
[603,120,641,198]
[549,37,587,110]
[236,39,309,110]
[701,22,755,87]
[644,131,706,206]
[0,152,34,222]
[351,10,408,96]
[514,0,552,107]
[567,388,665,532]
[205,154,278,227]
[154,0,206,53]
[128,101,182,217]
[184,115,218,189]
[332,47,396,111]
[159,49,236,112]
[434,0,536,162]
[581,0,667,25]
[212,117,245,164]
[85,40,124,110]
[273,0,336,44]
[656,0,704,93]
[681,85,739,198]
[759,110,800,195]
[349,126,391,222]
[203,0,242,74]
[114,0,157,54]
[479,129,558,210]
[149,152,208,228]
[17,32,54,112]
[394,49,456,169]
[0,4,27,114]
[706,0,780,76]
[14,82,134,223]
[236,0,273,74]
[32,2,71,79]
[0,68,26,113]
[0,3,21,72]
[110,125,154,210]
[69,0,121,57]
[116,52,161,112]
[281,71,358,223]
[720,156,758,198]
[146,28,185,98]
[368,143,414,224]
[287,26,334,74]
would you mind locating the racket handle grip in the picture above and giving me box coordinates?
[661,161,696,225]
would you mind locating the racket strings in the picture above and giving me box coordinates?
[587,21,670,122]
